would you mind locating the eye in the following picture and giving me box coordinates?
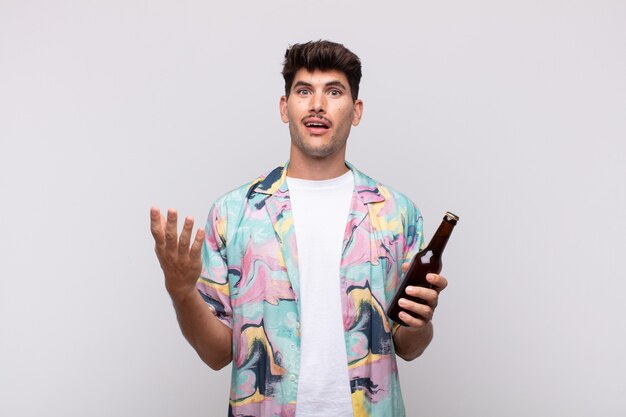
[328,89,342,97]
[297,89,311,96]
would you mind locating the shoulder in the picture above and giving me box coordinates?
[380,182,420,212]
[353,167,425,253]
[351,164,421,216]
[210,165,284,216]
[378,182,423,230]
[352,166,423,251]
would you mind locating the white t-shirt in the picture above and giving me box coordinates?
[286,170,355,417]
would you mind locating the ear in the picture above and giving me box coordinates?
[279,96,289,123]
[351,99,364,126]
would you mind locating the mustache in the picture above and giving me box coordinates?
[301,114,332,126]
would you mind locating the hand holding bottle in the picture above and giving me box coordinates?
[395,265,448,328]
[391,265,449,361]
[387,212,458,326]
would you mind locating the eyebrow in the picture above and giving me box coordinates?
[293,80,347,90]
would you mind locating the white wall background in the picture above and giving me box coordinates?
[1,1,625,416]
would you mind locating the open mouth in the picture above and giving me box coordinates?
[303,117,331,133]
[304,121,329,128]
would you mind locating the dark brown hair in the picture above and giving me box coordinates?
[282,40,362,101]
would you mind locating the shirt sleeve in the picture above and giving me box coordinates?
[196,201,233,329]
[402,200,424,266]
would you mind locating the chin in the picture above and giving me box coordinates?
[303,136,348,158]
[302,147,335,159]
[291,127,346,159]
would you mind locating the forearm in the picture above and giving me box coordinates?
[171,290,233,370]
[393,321,433,361]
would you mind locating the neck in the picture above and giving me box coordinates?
[287,146,349,180]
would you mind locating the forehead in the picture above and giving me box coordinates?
[291,68,350,89]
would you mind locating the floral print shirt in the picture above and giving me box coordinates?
[197,161,423,417]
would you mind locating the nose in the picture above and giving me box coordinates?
[309,92,326,114]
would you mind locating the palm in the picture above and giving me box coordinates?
[150,207,205,300]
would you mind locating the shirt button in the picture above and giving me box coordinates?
[290,344,296,349]
[289,374,296,382]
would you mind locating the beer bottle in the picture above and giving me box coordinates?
[387,211,459,326]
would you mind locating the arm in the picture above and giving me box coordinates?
[392,269,448,361]
[171,286,232,370]
[150,207,232,370]
[393,321,433,361]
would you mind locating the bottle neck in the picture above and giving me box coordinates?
[426,219,456,254]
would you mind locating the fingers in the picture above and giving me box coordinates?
[399,267,448,292]
[189,228,205,263]
[405,285,438,307]
[397,273,448,328]
[178,216,194,257]
[398,296,433,322]
[427,273,448,293]
[150,207,166,248]
[398,311,428,328]
[179,217,204,262]
[152,206,203,267]
[164,208,178,251]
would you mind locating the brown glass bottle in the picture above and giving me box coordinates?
[387,211,459,326]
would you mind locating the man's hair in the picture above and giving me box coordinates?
[282,40,362,102]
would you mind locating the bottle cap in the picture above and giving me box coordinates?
[444,211,459,224]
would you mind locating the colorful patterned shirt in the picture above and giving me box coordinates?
[197,161,424,417]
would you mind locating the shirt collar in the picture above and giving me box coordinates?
[250,160,385,204]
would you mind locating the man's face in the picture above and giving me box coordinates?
[280,69,363,160]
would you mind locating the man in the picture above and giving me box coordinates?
[150,40,448,417]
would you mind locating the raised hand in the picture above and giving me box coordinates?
[150,207,205,302]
